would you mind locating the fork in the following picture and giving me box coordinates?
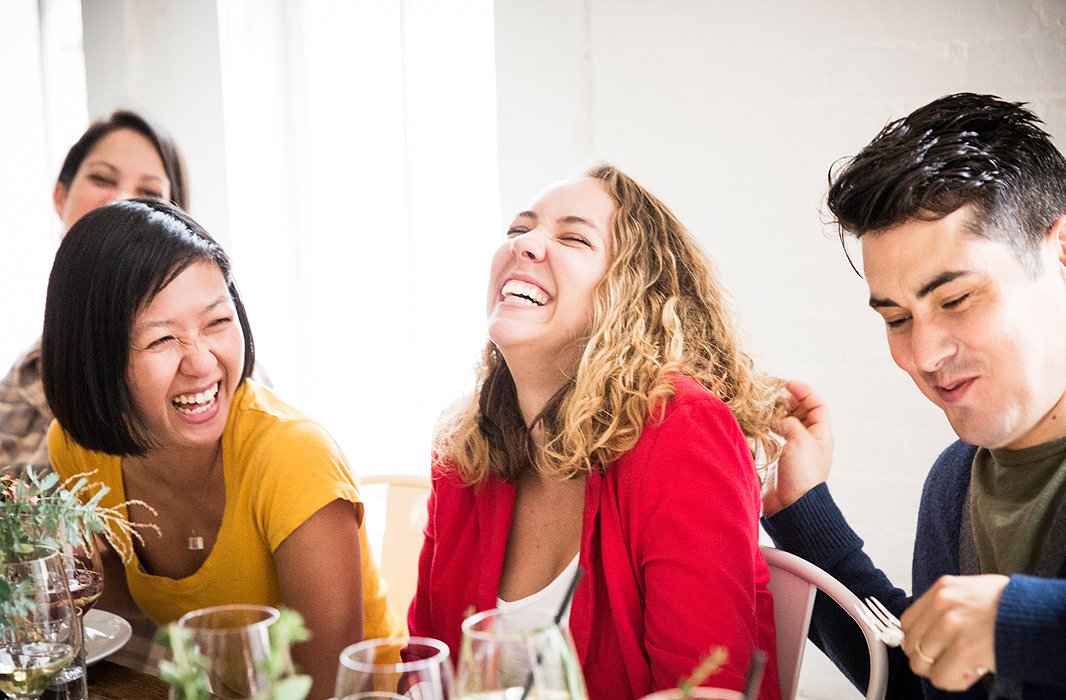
[855,596,904,647]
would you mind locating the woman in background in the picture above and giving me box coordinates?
[43,199,398,698]
[0,110,185,471]
[409,164,782,699]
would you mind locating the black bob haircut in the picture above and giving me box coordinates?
[827,92,1066,273]
[42,199,256,457]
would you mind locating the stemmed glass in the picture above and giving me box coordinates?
[58,534,104,615]
[639,690,742,700]
[455,608,586,700]
[176,604,280,699]
[335,636,453,700]
[0,548,79,700]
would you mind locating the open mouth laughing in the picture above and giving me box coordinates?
[172,381,221,415]
[501,279,549,306]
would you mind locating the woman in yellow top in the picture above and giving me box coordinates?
[42,198,398,697]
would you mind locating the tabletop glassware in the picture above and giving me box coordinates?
[455,608,586,700]
[58,534,103,616]
[638,689,743,700]
[335,636,453,700]
[0,548,79,700]
[41,608,87,700]
[176,604,280,699]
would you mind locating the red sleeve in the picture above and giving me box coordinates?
[407,464,438,639]
[632,392,765,692]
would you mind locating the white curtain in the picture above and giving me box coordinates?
[217,0,500,476]
[0,0,87,370]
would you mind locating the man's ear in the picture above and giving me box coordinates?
[1052,215,1066,262]
[53,181,68,218]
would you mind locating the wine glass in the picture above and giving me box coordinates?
[455,608,586,700]
[176,604,280,699]
[335,636,453,700]
[0,548,79,700]
[58,533,104,615]
[639,689,742,699]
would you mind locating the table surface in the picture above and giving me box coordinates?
[89,660,169,700]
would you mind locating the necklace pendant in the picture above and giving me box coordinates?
[188,535,204,551]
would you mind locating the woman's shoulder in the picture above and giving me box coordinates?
[227,380,336,448]
[428,453,492,492]
[656,374,737,426]
[46,420,117,468]
[225,381,351,485]
[612,374,751,477]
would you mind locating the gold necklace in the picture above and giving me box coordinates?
[187,448,223,551]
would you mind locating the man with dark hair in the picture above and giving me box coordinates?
[762,93,1066,699]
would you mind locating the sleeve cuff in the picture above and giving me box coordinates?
[994,574,1066,687]
[761,482,865,570]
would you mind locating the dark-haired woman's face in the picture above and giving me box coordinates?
[126,261,244,454]
[53,128,171,234]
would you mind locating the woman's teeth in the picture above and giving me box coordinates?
[501,279,548,305]
[172,383,219,414]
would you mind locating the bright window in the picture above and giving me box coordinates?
[218,0,499,475]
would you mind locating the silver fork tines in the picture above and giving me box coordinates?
[855,596,904,647]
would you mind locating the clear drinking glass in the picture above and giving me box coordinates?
[0,549,79,700]
[455,608,586,700]
[58,534,103,615]
[41,609,87,700]
[177,604,280,699]
[639,689,743,700]
[335,636,453,700]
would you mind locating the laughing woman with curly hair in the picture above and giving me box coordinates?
[408,164,784,699]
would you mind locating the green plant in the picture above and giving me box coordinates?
[678,646,729,698]
[158,608,313,700]
[0,467,157,626]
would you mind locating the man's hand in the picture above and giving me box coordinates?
[900,574,1008,691]
[762,380,834,515]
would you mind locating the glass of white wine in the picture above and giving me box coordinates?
[0,548,78,700]
[335,636,453,700]
[455,608,586,700]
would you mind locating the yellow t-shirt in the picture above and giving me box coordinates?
[48,379,399,640]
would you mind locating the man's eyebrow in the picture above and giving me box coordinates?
[916,270,971,299]
[868,270,972,309]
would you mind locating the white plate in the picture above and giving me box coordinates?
[83,609,133,665]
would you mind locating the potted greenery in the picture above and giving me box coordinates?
[0,467,153,622]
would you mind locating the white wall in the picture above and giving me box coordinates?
[80,0,231,241]
[493,1,1066,696]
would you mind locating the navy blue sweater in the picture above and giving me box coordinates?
[762,440,1066,698]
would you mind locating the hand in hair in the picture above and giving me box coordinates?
[761,380,834,516]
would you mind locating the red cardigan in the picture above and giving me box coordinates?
[408,376,780,700]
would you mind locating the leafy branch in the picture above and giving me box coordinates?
[0,467,160,563]
[0,466,161,629]
[678,646,729,697]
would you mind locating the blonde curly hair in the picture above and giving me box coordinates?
[437,163,783,484]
